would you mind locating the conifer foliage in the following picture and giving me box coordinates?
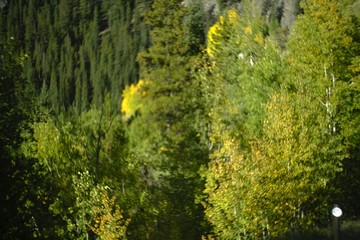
[126,0,208,238]
[1,0,360,239]
[1,0,150,113]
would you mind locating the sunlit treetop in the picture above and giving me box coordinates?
[206,9,241,57]
[206,8,266,58]
[121,80,151,120]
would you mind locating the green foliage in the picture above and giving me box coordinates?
[203,8,279,144]
[127,0,210,238]
[0,38,31,239]
[0,39,23,147]
[197,7,286,239]
[248,91,343,237]
[1,0,151,112]
[200,0,360,238]
[65,171,129,240]
[21,97,140,238]
[1,0,360,239]
[285,0,360,220]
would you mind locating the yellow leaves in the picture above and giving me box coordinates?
[72,171,129,240]
[245,25,252,34]
[205,7,268,61]
[206,9,241,57]
[254,34,264,45]
[201,234,215,240]
[244,23,266,46]
[219,15,224,25]
[206,22,223,57]
[90,193,130,240]
[121,79,151,119]
[159,146,167,152]
[227,9,240,23]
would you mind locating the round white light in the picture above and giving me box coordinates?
[332,206,343,217]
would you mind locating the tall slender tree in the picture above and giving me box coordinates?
[127,0,209,238]
[199,6,283,238]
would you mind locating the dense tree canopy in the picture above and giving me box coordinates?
[1,0,360,239]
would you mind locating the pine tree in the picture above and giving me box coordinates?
[0,38,39,239]
[128,0,208,238]
[1,0,151,112]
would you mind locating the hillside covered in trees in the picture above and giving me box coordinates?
[1,0,360,239]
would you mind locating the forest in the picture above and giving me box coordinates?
[0,0,360,239]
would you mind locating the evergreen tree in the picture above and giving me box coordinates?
[1,0,151,113]
[0,37,42,239]
[2,0,359,238]
[127,0,208,238]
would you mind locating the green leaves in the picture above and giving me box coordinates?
[125,0,209,238]
[20,97,140,238]
[200,0,360,238]
[199,7,284,238]
[66,171,129,240]
[2,0,150,113]
[1,0,360,238]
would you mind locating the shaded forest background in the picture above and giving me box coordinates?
[1,0,360,239]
